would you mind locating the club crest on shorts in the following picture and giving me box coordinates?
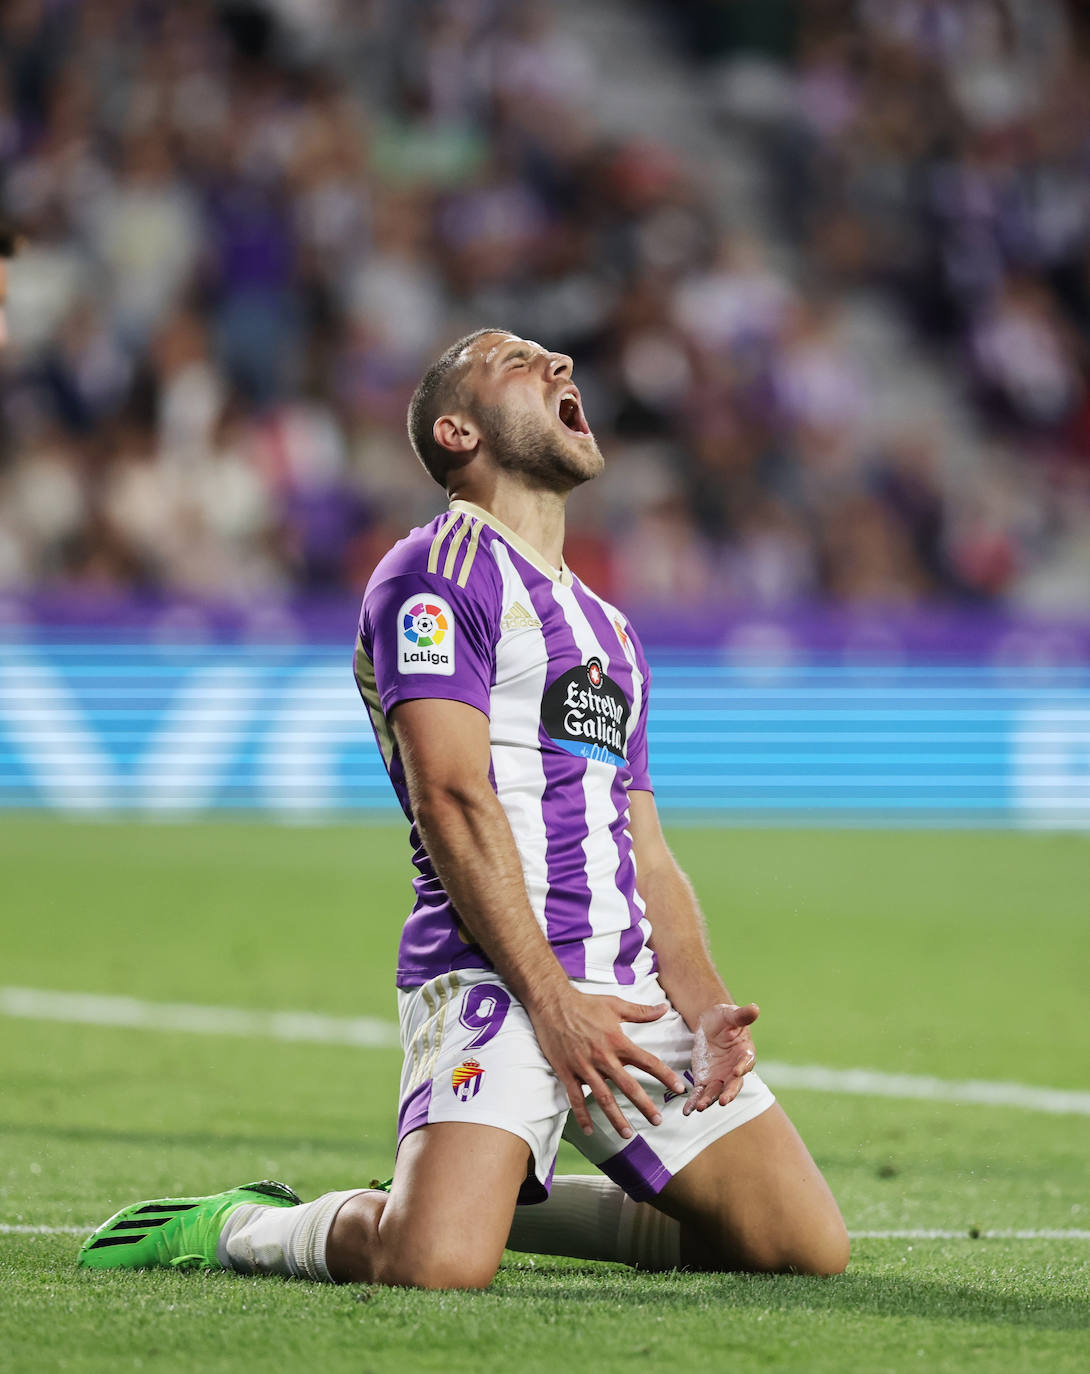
[451,1059,485,1101]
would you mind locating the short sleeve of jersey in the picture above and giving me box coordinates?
[625,627,653,793]
[363,570,499,718]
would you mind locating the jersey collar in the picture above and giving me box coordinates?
[448,499,572,586]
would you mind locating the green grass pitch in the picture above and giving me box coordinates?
[1,817,1088,1372]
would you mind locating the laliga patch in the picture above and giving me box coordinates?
[397,593,456,675]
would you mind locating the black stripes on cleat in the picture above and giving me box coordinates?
[238,1180,302,1205]
[134,1203,197,1215]
[89,1234,147,1249]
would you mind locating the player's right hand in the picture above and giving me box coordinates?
[528,989,688,1140]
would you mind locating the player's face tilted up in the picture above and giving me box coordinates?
[433,332,605,494]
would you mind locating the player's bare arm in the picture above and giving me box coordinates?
[628,788,758,1113]
[391,695,687,1138]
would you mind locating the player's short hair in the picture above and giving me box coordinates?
[408,327,506,488]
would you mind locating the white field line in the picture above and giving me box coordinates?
[0,986,399,1049]
[849,1229,1090,1240]
[4,1222,1089,1241]
[3,986,1090,1117]
[757,1060,1090,1117]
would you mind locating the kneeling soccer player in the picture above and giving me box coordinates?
[80,330,849,1286]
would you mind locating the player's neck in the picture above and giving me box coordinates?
[450,480,567,572]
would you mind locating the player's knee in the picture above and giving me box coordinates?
[381,1248,499,1291]
[814,1221,851,1276]
[692,1213,849,1276]
[782,1218,850,1277]
[374,1224,502,1290]
[325,1193,384,1283]
[328,1193,501,1290]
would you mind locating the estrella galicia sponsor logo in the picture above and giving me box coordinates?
[541,656,630,767]
[397,594,456,675]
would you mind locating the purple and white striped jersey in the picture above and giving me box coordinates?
[354,499,657,990]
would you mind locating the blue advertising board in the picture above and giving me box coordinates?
[1,639,1088,826]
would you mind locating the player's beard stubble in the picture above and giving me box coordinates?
[474,401,604,495]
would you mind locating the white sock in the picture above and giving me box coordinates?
[217,1190,370,1282]
[506,1175,680,1270]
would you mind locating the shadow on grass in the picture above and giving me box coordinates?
[494,1265,1090,1332]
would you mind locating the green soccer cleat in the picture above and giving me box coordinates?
[77,1179,301,1272]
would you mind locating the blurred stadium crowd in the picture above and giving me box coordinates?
[2,0,1089,612]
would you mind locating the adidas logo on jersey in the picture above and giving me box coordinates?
[501,602,542,633]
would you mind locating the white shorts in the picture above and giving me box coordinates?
[395,968,775,1204]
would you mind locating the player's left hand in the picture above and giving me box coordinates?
[682,1002,759,1116]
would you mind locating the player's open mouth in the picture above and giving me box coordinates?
[557,389,591,436]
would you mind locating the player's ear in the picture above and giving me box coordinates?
[433,412,480,456]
